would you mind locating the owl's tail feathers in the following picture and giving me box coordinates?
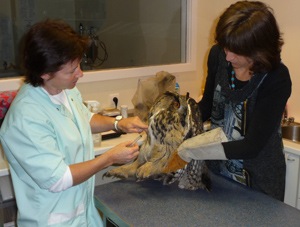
[162,150,188,173]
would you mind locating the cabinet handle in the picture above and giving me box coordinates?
[287,155,295,161]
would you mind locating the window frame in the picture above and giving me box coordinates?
[0,0,197,91]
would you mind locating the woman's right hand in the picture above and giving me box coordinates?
[106,141,139,164]
[70,141,139,185]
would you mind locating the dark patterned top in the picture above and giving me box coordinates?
[198,45,292,201]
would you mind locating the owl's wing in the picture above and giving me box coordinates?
[160,97,211,190]
[187,98,204,137]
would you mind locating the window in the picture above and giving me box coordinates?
[0,0,196,86]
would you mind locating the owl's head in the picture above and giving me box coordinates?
[149,91,203,139]
[155,91,194,115]
[150,91,188,114]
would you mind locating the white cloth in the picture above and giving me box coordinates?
[45,89,73,114]
[49,166,73,192]
[178,127,228,162]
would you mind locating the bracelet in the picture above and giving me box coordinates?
[114,115,123,132]
[114,120,120,131]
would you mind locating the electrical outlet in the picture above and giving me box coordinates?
[109,93,119,108]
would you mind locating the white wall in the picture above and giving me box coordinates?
[270,0,300,120]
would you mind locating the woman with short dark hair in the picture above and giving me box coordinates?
[164,1,291,201]
[0,19,148,226]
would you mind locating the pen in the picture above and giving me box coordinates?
[128,134,143,147]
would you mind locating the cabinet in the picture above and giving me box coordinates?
[283,140,300,209]
[284,151,300,207]
[0,159,14,202]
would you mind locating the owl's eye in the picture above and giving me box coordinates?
[173,101,180,109]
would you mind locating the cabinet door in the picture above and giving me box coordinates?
[297,174,300,210]
[284,152,300,207]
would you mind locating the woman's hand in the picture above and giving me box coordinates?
[90,114,148,134]
[118,116,148,134]
[70,141,139,185]
[105,141,140,165]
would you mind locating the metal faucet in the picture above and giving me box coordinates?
[282,107,295,125]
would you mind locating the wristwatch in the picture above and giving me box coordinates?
[114,115,123,132]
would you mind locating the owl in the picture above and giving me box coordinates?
[105,91,211,191]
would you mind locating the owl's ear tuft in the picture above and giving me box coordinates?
[186,92,190,99]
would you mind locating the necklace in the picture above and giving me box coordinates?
[231,70,235,90]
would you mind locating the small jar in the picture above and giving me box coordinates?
[121,105,128,118]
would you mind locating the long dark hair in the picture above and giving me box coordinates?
[215,1,283,73]
[22,19,89,86]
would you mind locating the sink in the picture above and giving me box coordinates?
[282,124,300,143]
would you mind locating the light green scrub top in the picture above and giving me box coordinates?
[0,84,103,227]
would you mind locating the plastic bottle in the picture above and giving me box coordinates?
[89,101,102,146]
[121,105,128,118]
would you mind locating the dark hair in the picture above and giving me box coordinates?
[22,19,89,86]
[215,1,283,73]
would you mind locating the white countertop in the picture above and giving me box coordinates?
[0,135,299,177]
[0,158,9,177]
[283,139,300,155]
